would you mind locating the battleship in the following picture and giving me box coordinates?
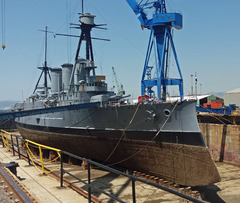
[13,1,220,186]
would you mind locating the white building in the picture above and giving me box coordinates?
[224,88,240,106]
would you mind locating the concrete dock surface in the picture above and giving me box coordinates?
[0,146,240,202]
[205,162,240,203]
[0,147,88,203]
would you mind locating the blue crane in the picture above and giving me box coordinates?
[125,0,183,101]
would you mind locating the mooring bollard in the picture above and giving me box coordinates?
[2,161,19,176]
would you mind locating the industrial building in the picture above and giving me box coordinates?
[224,88,240,107]
[168,94,224,108]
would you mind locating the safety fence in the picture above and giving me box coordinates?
[0,129,24,160]
[0,130,61,173]
[0,129,204,203]
[0,129,11,150]
[25,139,61,174]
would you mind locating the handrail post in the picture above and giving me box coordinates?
[11,134,15,156]
[60,151,64,188]
[26,149,31,166]
[24,139,31,165]
[0,132,3,147]
[6,132,10,150]
[16,136,21,159]
[88,162,91,203]
[1,132,4,148]
[39,146,44,174]
[132,179,136,203]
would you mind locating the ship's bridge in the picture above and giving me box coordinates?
[80,75,107,92]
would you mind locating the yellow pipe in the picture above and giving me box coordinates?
[26,139,60,152]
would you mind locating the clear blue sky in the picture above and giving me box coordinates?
[0,0,240,101]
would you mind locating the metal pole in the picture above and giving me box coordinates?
[195,72,197,99]
[191,74,193,97]
[44,26,48,95]
[26,148,31,166]
[132,179,136,203]
[16,137,21,159]
[82,0,84,13]
[39,146,45,174]
[11,134,15,156]
[5,132,9,150]
[1,132,4,148]
[60,151,64,188]
[88,162,91,203]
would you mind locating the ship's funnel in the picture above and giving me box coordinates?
[51,68,62,94]
[62,63,73,92]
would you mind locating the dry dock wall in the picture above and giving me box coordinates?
[199,123,240,164]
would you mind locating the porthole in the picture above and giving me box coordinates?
[163,109,171,117]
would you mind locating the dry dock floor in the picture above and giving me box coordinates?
[0,146,239,203]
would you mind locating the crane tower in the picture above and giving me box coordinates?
[126,0,183,101]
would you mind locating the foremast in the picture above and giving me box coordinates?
[33,26,52,96]
[68,13,96,94]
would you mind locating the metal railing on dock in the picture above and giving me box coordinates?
[0,129,204,203]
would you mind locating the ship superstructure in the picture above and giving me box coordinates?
[27,13,115,110]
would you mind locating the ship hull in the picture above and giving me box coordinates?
[16,100,221,186]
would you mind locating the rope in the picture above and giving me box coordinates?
[103,103,141,164]
[128,102,141,126]
[197,104,234,125]
[107,101,179,167]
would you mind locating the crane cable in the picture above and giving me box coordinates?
[1,0,5,50]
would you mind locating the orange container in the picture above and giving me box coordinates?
[203,103,223,109]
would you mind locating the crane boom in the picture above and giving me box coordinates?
[125,0,148,26]
[125,0,183,101]
[112,67,125,97]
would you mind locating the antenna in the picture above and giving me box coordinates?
[195,72,197,99]
[38,26,55,66]
[82,0,84,13]
[43,26,48,68]
[191,74,193,97]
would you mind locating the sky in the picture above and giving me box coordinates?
[0,0,240,101]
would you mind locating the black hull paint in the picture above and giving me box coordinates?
[17,122,206,147]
